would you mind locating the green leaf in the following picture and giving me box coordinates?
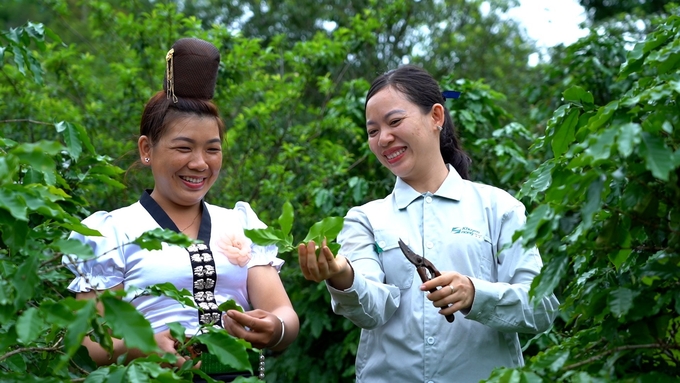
[244,227,286,246]
[584,127,617,162]
[1,215,29,251]
[133,228,198,251]
[580,175,604,229]
[101,365,127,383]
[11,45,26,75]
[143,282,196,309]
[518,160,554,200]
[654,50,680,75]
[43,25,63,45]
[587,101,619,131]
[167,322,187,344]
[639,132,674,180]
[55,121,83,160]
[608,232,632,270]
[0,188,28,221]
[12,140,63,160]
[616,123,641,158]
[126,364,151,383]
[520,205,553,244]
[87,173,126,189]
[64,299,96,356]
[531,253,568,303]
[620,42,646,78]
[40,300,77,327]
[218,298,245,313]
[303,216,344,243]
[4,353,27,374]
[278,201,294,237]
[88,164,125,177]
[495,368,521,383]
[609,287,639,317]
[60,221,103,237]
[84,366,112,383]
[562,85,594,106]
[348,176,368,203]
[518,371,543,383]
[551,109,579,157]
[0,155,18,186]
[52,238,96,260]
[11,255,39,307]
[16,307,46,344]
[102,295,157,354]
[533,348,570,372]
[196,329,252,372]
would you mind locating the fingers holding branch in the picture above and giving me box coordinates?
[298,239,353,290]
[298,239,341,282]
[222,309,281,350]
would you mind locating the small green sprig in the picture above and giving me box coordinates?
[244,201,344,255]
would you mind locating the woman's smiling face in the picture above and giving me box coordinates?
[365,86,442,185]
[143,113,222,210]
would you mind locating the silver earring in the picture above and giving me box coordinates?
[437,125,443,131]
[144,158,150,163]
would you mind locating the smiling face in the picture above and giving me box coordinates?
[139,113,222,211]
[365,86,446,191]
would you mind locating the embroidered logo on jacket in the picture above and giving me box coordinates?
[451,226,486,241]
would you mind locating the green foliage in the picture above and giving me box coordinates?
[580,0,671,22]
[0,21,62,84]
[489,11,680,383]
[244,200,344,254]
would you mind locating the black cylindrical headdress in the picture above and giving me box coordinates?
[164,37,220,102]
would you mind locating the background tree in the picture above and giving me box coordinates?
[486,9,680,382]
[579,0,671,22]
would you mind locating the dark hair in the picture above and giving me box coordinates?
[140,91,225,145]
[365,65,471,180]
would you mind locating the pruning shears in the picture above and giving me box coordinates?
[398,238,455,323]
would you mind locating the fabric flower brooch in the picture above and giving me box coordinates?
[215,231,252,267]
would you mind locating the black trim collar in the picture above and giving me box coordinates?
[139,189,212,244]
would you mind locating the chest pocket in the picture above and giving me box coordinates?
[449,226,496,280]
[374,229,415,290]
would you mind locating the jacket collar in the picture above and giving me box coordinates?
[394,164,464,209]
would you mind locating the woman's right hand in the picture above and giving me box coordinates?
[154,329,189,368]
[298,239,353,289]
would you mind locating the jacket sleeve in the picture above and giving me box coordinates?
[464,200,560,334]
[326,206,401,330]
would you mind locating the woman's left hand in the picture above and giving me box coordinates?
[420,271,476,316]
[222,309,282,349]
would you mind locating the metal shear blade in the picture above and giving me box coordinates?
[398,238,455,323]
[398,239,439,278]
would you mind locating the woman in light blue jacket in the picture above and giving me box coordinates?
[298,65,559,383]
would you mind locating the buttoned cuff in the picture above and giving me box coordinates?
[325,258,363,298]
[463,277,503,321]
